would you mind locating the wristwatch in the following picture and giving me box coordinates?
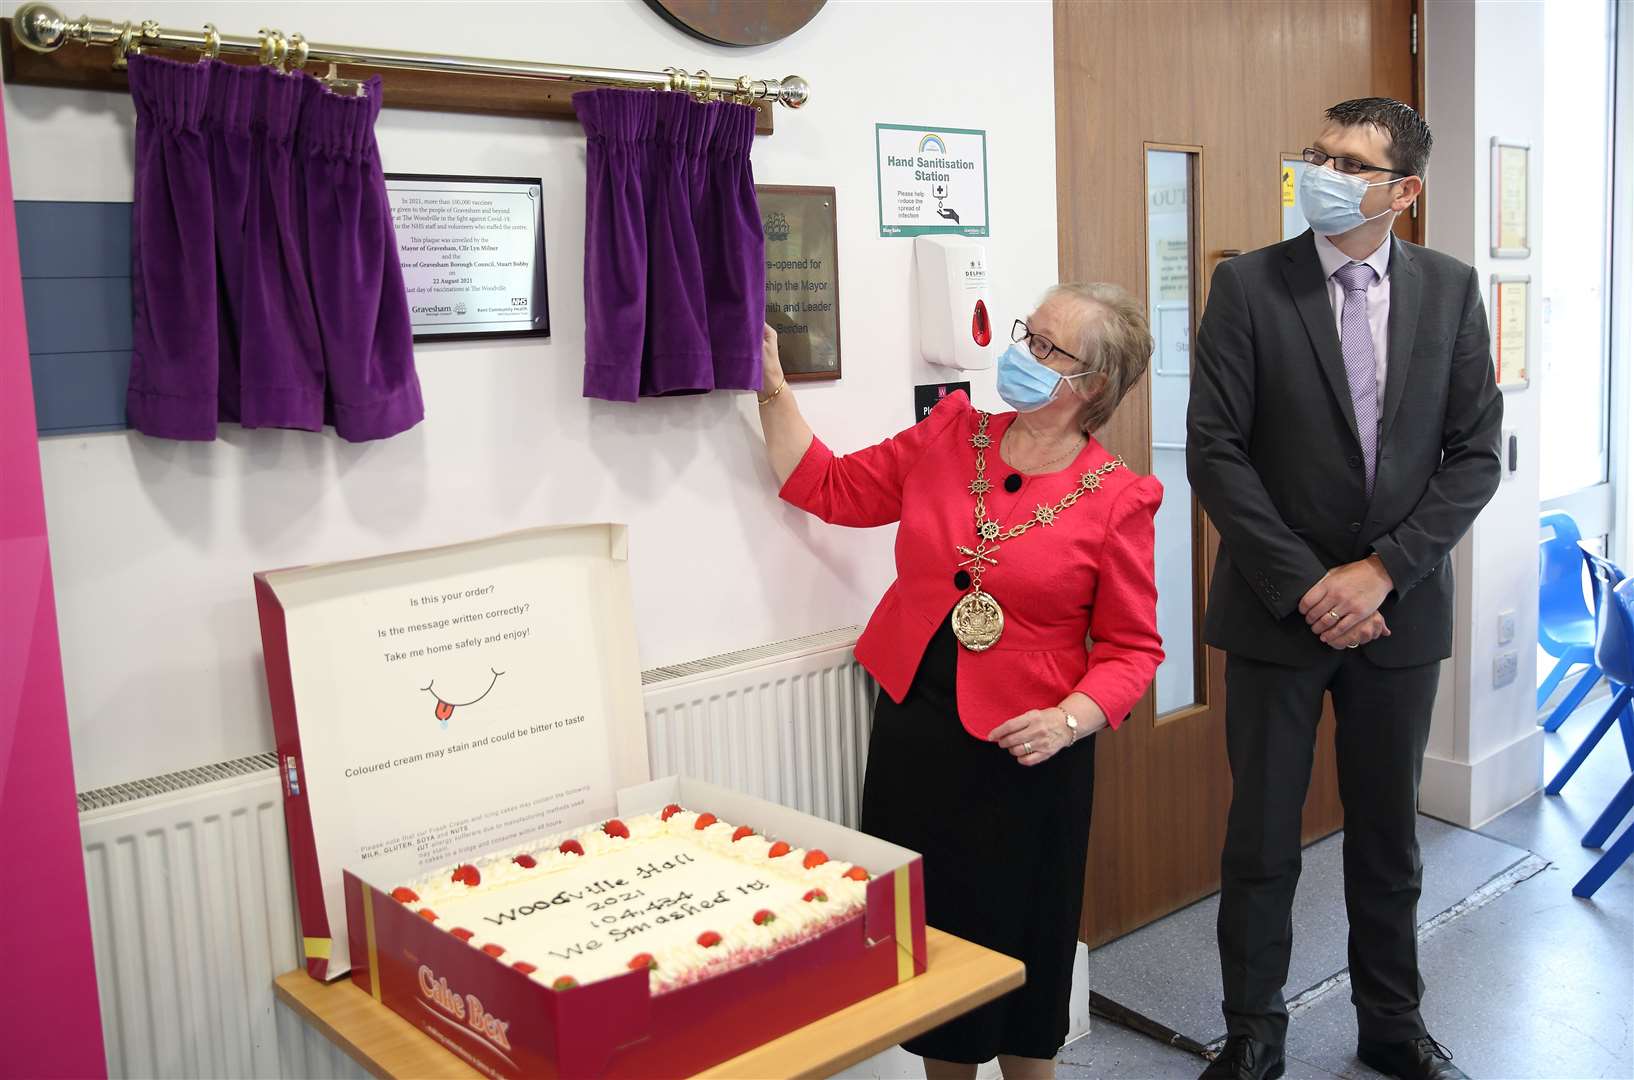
[1059,707,1079,744]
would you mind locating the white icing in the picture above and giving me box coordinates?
[394,812,869,991]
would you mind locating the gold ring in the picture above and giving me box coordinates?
[1023,741,1033,755]
[1328,610,1342,621]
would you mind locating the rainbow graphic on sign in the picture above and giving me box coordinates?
[918,134,948,155]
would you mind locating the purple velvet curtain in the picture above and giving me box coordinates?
[126,53,422,441]
[574,88,765,402]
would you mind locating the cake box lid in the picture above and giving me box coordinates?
[255,524,651,980]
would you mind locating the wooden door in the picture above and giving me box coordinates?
[1055,0,1422,947]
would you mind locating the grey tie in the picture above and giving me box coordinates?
[1334,261,1379,492]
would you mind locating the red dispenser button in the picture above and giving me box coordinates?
[972,299,992,346]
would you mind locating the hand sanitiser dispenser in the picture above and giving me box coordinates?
[915,236,995,370]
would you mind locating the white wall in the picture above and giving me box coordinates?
[3,0,1061,791]
[1420,0,1546,827]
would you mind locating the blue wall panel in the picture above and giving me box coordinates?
[16,201,134,436]
[15,201,130,278]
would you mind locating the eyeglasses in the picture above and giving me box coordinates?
[1012,320,1080,365]
[1302,146,1413,179]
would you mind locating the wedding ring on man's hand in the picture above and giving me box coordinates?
[1023,741,1033,755]
[1328,610,1342,622]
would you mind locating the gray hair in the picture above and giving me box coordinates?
[1044,282,1152,434]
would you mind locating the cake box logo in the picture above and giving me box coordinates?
[419,964,513,1052]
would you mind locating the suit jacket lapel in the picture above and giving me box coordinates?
[1281,232,1359,445]
[1380,237,1421,445]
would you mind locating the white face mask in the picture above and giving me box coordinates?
[1299,164,1401,235]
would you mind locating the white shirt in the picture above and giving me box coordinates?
[1314,231,1391,400]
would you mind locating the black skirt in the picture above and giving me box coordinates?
[859,616,1097,1063]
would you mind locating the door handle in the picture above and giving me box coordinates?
[1217,248,1245,259]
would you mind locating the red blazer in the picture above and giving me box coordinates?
[780,391,1164,738]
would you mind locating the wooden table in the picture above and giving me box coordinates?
[274,927,1022,1079]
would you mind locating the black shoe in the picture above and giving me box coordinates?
[1357,1035,1470,1080]
[1200,1036,1286,1080]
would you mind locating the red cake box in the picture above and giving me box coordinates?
[344,776,927,1079]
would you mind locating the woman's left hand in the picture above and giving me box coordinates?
[989,707,1076,766]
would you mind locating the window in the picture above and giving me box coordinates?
[1540,0,1615,504]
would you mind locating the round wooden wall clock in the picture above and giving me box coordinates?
[645,1,827,47]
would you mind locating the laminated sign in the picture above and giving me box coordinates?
[876,124,989,237]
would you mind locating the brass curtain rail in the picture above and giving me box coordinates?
[8,3,810,109]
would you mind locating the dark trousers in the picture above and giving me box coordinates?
[1218,650,1440,1046]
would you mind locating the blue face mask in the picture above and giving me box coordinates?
[996,343,1085,413]
[1298,164,1400,235]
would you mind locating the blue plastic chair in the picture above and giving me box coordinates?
[1546,550,1634,794]
[1580,547,1634,772]
[1570,577,1634,899]
[1574,787,1634,899]
[1538,513,1600,727]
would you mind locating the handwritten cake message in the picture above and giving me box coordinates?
[427,842,812,979]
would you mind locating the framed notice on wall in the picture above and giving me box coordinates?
[759,185,841,382]
[384,173,550,342]
[1490,139,1530,258]
[1491,275,1530,391]
[875,124,989,237]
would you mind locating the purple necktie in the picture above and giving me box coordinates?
[1334,261,1379,493]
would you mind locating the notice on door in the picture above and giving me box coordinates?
[876,124,989,238]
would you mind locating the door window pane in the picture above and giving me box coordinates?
[1146,148,1201,716]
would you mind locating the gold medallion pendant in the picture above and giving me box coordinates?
[951,589,1005,652]
[951,411,1123,651]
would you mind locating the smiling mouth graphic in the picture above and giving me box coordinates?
[422,669,504,728]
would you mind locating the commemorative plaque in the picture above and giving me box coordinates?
[385,173,550,342]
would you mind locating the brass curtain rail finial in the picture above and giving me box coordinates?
[11,3,811,108]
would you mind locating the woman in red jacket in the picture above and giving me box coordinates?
[757,284,1165,1079]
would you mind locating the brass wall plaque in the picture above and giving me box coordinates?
[759,185,840,382]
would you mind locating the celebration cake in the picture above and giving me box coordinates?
[388,805,871,993]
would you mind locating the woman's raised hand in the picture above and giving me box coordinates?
[762,324,785,391]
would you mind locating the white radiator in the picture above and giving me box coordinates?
[77,628,872,1079]
[643,627,876,829]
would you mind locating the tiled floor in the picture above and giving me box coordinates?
[1057,704,1634,1080]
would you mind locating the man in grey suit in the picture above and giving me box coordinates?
[1188,99,1502,1080]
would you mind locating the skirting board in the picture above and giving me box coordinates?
[1420,726,1544,828]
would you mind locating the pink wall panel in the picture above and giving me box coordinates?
[0,89,108,1079]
